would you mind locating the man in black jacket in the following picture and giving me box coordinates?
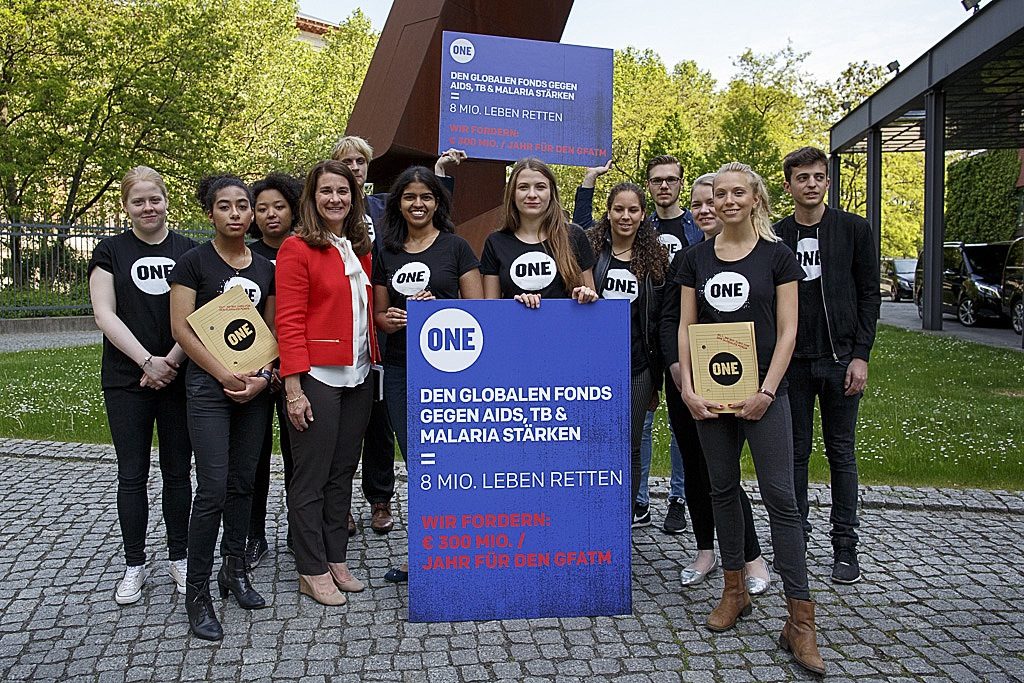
[775,147,880,584]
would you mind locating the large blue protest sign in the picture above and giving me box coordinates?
[438,31,613,167]
[406,300,631,622]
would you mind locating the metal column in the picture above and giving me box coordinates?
[922,88,945,331]
[828,153,841,209]
[866,128,883,263]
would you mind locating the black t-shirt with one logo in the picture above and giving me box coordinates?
[676,236,804,391]
[655,215,687,265]
[792,223,831,359]
[479,225,596,299]
[247,238,279,265]
[88,230,198,391]
[601,256,647,373]
[167,240,275,315]
[372,231,479,366]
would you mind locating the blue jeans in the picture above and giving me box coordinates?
[637,409,684,505]
[788,357,862,550]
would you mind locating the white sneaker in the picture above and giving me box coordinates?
[115,565,148,605]
[168,559,187,595]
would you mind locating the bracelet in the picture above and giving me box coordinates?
[758,388,776,401]
[286,393,305,404]
[257,369,273,385]
[140,355,153,369]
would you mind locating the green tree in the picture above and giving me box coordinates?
[945,149,1022,244]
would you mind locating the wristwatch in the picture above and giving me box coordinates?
[257,369,273,385]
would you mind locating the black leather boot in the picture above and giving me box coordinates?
[185,580,223,641]
[217,556,266,609]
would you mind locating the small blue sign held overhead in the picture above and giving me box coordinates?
[406,300,631,622]
[438,31,613,168]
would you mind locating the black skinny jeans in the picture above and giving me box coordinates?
[664,380,761,561]
[104,385,192,566]
[359,394,396,505]
[695,396,810,600]
[286,375,373,576]
[249,394,293,540]
[629,368,654,511]
[185,367,270,586]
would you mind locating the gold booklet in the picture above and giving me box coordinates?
[186,285,278,374]
[688,321,759,414]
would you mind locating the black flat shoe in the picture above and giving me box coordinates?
[217,556,266,609]
[383,567,408,583]
[244,536,268,571]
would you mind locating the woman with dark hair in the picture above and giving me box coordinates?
[89,166,196,605]
[676,162,823,675]
[245,173,303,569]
[481,157,598,307]
[373,166,482,583]
[276,160,377,606]
[169,175,276,640]
[586,182,668,520]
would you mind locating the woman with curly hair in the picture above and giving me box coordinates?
[481,158,598,307]
[586,182,668,516]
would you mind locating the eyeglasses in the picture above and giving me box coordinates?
[648,176,681,187]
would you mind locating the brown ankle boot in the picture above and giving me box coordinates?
[706,568,752,632]
[298,573,347,606]
[779,597,825,675]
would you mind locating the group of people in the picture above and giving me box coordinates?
[89,136,878,675]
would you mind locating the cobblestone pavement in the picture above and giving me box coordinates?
[1,438,1021,683]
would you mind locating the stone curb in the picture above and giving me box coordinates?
[3,436,1021,516]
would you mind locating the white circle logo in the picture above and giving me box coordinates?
[393,261,431,296]
[450,38,475,64]
[601,268,639,302]
[509,251,557,292]
[704,271,750,312]
[420,308,483,373]
[364,213,375,243]
[130,256,176,295]
[796,237,821,281]
[658,233,683,263]
[223,277,262,307]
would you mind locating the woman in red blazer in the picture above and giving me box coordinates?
[275,160,379,606]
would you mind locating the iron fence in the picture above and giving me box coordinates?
[0,222,215,318]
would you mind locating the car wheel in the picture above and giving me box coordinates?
[1013,300,1023,335]
[957,296,978,327]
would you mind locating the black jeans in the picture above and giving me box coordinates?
[788,357,861,550]
[696,396,810,600]
[629,368,654,510]
[360,393,396,504]
[287,375,373,575]
[664,381,761,560]
[249,393,293,540]
[185,367,270,586]
[103,385,192,566]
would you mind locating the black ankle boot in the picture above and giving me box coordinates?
[217,556,266,609]
[185,580,223,641]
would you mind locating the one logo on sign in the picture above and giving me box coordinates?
[708,352,743,386]
[510,251,557,292]
[658,233,683,263]
[420,308,483,373]
[450,37,475,64]
[223,277,261,306]
[601,268,639,302]
[224,319,256,351]
[393,262,432,296]
[704,271,749,313]
[796,237,821,280]
[130,256,176,295]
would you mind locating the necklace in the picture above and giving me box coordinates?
[612,246,632,258]
[212,240,250,275]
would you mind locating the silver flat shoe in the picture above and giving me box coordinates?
[680,555,719,586]
[744,557,771,595]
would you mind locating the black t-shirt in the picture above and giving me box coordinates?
[167,241,275,315]
[247,238,279,265]
[372,231,479,366]
[677,237,804,389]
[792,223,831,359]
[654,215,687,265]
[88,230,198,391]
[480,224,596,299]
[600,256,647,373]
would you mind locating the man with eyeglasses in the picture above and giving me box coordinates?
[573,154,701,534]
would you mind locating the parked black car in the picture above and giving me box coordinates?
[915,242,1011,326]
[1001,236,1024,335]
[880,257,917,301]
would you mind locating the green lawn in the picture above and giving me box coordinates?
[1,325,1022,489]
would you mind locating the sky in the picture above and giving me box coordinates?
[297,0,981,87]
